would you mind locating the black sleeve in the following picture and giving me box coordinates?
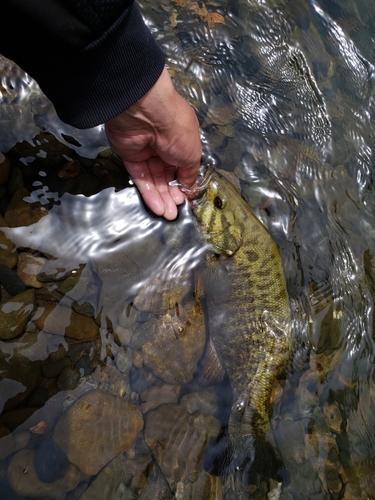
[0,0,166,129]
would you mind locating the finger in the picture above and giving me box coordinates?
[124,160,165,217]
[148,158,179,220]
[176,160,201,188]
[161,163,185,205]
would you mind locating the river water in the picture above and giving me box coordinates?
[0,0,375,498]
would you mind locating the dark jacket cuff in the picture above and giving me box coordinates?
[32,2,165,128]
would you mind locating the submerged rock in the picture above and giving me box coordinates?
[0,230,18,268]
[7,448,80,497]
[0,288,35,340]
[32,302,99,340]
[144,403,212,494]
[16,253,45,288]
[53,389,143,476]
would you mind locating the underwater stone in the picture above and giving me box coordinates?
[7,448,80,497]
[32,302,99,340]
[34,438,69,483]
[139,383,180,413]
[53,389,143,476]
[0,264,26,295]
[0,230,18,268]
[79,456,125,500]
[144,403,209,494]
[56,366,81,391]
[0,288,35,340]
[17,253,45,288]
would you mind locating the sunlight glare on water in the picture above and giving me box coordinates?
[1,0,375,498]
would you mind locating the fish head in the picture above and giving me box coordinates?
[182,166,244,256]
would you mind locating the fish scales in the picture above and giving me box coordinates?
[184,166,291,479]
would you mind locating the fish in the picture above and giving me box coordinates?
[182,165,291,484]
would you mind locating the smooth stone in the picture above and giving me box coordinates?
[0,264,26,295]
[32,302,99,340]
[17,253,45,288]
[79,457,125,500]
[75,355,93,376]
[115,348,133,375]
[0,230,18,268]
[91,365,131,399]
[42,357,71,378]
[34,438,69,483]
[0,152,11,185]
[140,383,180,413]
[145,403,209,494]
[7,448,80,497]
[180,390,219,416]
[57,366,81,391]
[4,188,48,228]
[141,300,206,385]
[0,289,35,340]
[113,325,132,346]
[53,390,143,476]
[71,301,95,318]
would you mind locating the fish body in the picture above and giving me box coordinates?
[184,166,291,479]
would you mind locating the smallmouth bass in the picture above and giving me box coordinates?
[183,166,291,482]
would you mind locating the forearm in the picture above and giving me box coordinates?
[0,0,165,128]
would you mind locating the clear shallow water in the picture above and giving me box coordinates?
[1,0,375,498]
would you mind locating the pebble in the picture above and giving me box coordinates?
[53,389,143,476]
[7,448,80,497]
[140,383,180,413]
[16,253,45,288]
[144,403,209,494]
[0,264,26,295]
[57,366,81,391]
[0,288,35,340]
[79,456,125,500]
[0,230,18,268]
[32,302,99,340]
[34,438,69,483]
[115,348,133,374]
[141,300,206,385]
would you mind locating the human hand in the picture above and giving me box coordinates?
[105,66,202,220]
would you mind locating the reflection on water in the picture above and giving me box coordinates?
[1,0,375,497]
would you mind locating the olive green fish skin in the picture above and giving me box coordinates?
[187,167,291,469]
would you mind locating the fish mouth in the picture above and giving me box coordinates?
[181,165,215,205]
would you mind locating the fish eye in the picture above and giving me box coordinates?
[214,196,225,209]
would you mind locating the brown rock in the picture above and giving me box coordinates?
[17,253,45,288]
[140,383,180,413]
[0,289,35,340]
[4,188,48,227]
[0,230,18,268]
[141,300,206,385]
[7,448,80,497]
[53,390,143,476]
[32,302,99,340]
[0,152,11,185]
[145,403,208,493]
